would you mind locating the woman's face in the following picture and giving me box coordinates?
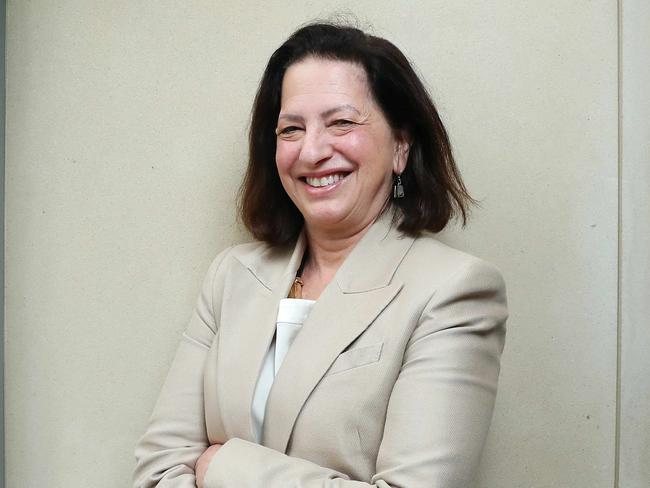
[275,57,408,236]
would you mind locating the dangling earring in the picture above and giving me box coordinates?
[393,173,405,199]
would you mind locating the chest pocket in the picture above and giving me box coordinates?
[325,341,383,376]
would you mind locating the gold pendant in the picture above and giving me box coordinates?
[288,277,303,299]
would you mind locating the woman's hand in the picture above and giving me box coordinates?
[195,443,222,488]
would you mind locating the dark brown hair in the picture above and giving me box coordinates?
[239,22,474,246]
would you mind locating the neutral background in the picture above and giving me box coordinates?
[4,1,648,487]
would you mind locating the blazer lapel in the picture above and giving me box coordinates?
[217,234,306,442]
[262,211,415,453]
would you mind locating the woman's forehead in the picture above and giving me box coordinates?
[280,58,373,114]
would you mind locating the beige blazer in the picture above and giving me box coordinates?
[134,213,508,488]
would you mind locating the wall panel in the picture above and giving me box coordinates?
[620,1,650,486]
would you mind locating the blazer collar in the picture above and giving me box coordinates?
[235,209,415,295]
[236,231,307,292]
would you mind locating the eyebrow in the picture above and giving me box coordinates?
[278,104,362,122]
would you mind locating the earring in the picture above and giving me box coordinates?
[393,173,405,199]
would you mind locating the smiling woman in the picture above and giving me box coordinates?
[133,22,508,488]
[274,58,406,246]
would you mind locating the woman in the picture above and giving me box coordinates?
[134,22,507,488]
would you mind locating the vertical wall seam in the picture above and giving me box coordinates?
[1,0,5,485]
[614,0,623,487]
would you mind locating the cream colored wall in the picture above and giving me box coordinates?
[4,1,645,487]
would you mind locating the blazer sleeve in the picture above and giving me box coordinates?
[202,257,508,488]
[133,248,231,488]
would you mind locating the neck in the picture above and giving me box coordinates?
[302,215,379,283]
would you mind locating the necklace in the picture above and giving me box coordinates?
[288,277,304,299]
[288,253,308,299]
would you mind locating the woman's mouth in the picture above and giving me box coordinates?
[303,172,349,188]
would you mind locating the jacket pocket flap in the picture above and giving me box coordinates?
[326,342,383,376]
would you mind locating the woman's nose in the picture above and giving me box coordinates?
[298,127,333,165]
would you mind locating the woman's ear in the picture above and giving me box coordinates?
[393,132,411,174]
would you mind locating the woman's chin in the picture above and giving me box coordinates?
[303,211,385,238]
[302,209,351,231]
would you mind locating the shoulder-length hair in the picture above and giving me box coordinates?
[239,22,474,246]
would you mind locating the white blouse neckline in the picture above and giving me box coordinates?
[251,298,316,442]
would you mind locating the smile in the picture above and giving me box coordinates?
[303,173,348,188]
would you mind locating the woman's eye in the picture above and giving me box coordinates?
[333,119,355,127]
[277,126,302,136]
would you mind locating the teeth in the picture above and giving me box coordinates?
[305,173,345,188]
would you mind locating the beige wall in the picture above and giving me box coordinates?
[4,1,646,487]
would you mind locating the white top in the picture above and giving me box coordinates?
[251,298,316,443]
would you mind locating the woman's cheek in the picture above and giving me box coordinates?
[274,146,300,201]
[275,142,298,174]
